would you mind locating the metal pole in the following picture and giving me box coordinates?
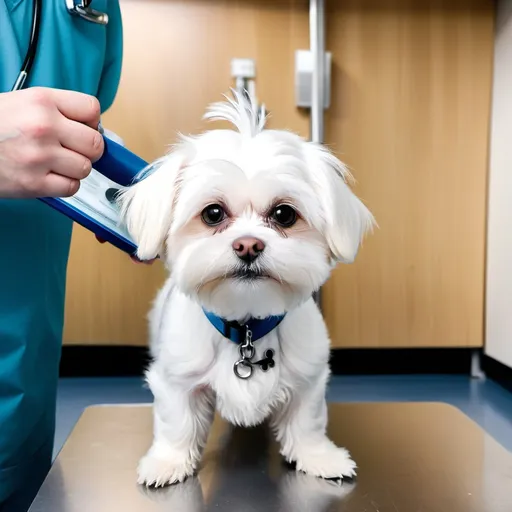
[310,0,325,307]
[310,0,325,144]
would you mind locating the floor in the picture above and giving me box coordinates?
[54,374,512,459]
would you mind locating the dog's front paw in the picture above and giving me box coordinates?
[291,440,357,480]
[137,451,196,488]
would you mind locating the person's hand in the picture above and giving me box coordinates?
[95,235,158,265]
[0,87,104,198]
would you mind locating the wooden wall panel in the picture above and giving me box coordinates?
[322,0,494,348]
[64,0,495,350]
[63,0,309,345]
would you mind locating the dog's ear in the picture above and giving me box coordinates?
[117,151,185,261]
[307,144,376,264]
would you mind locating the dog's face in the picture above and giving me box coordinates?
[118,93,375,320]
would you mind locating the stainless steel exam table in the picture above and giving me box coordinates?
[29,402,512,512]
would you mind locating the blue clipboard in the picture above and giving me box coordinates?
[39,135,149,256]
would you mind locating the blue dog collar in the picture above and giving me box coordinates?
[202,309,285,344]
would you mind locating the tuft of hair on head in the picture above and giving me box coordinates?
[203,89,267,137]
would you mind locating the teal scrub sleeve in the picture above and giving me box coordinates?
[97,0,123,113]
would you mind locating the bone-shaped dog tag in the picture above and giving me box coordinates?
[253,349,275,372]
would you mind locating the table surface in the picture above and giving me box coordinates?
[29,402,512,512]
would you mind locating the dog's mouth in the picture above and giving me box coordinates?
[197,265,281,294]
[230,266,270,281]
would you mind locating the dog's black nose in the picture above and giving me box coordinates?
[232,237,265,264]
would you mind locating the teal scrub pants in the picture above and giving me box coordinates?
[0,1,123,509]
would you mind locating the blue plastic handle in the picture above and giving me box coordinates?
[93,135,149,186]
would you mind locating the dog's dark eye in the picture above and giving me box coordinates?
[201,204,226,226]
[270,204,297,228]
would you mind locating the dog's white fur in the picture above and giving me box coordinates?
[117,91,375,487]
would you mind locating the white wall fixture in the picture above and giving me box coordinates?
[231,58,257,104]
[295,49,331,110]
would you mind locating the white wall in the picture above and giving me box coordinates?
[485,0,512,369]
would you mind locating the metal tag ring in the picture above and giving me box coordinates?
[234,359,253,380]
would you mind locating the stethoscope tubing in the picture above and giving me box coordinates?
[12,0,42,91]
[11,0,108,92]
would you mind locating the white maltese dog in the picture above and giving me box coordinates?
[117,91,375,487]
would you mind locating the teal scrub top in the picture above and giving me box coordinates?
[0,0,123,506]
